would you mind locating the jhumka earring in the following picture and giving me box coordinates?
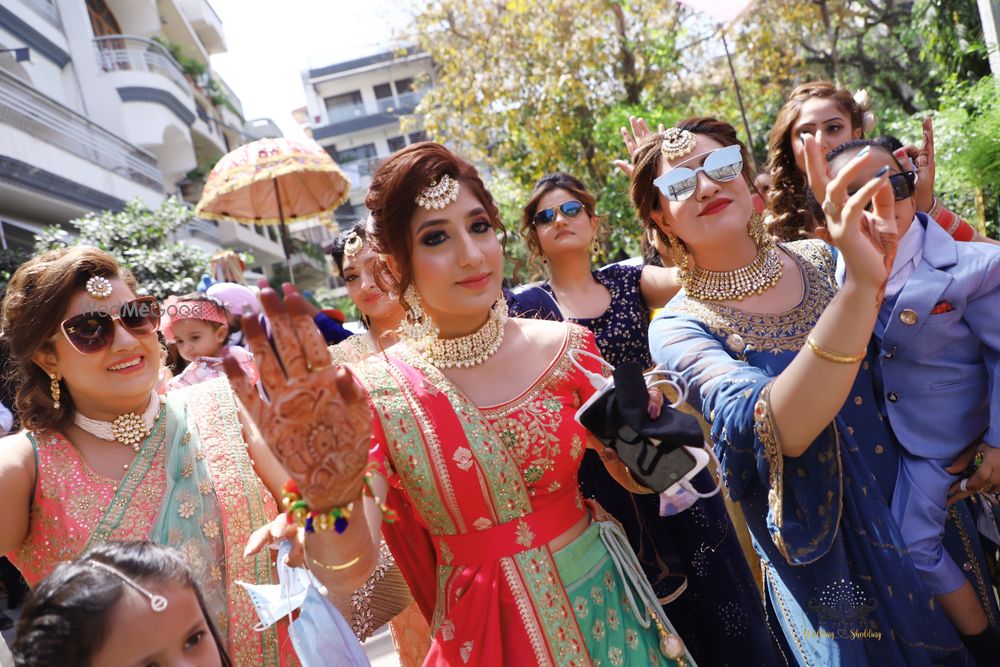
[664,232,691,276]
[747,212,770,248]
[49,372,61,409]
[399,285,439,348]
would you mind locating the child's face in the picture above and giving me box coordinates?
[91,584,223,667]
[829,147,917,239]
[171,319,228,362]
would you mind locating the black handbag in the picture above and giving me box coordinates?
[577,361,704,493]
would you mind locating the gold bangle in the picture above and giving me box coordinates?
[805,335,865,364]
[309,553,362,572]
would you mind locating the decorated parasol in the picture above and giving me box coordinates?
[195,137,350,282]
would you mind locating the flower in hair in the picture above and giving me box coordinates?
[853,89,876,133]
[415,174,460,210]
[660,128,697,160]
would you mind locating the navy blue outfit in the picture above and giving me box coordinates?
[650,240,995,665]
[510,261,787,667]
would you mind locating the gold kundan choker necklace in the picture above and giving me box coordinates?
[681,244,783,301]
[426,298,509,369]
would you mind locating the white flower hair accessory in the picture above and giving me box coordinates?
[854,89,876,134]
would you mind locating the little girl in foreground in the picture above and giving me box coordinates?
[162,294,258,391]
[13,541,232,667]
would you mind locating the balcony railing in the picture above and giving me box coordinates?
[23,0,60,25]
[338,155,384,189]
[215,75,243,117]
[94,35,190,95]
[184,218,220,241]
[0,69,163,192]
[395,89,425,110]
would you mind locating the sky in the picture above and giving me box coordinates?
[209,0,415,140]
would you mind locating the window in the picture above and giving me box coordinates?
[408,131,428,144]
[324,91,364,124]
[87,0,122,37]
[387,136,406,153]
[374,83,394,112]
[395,78,418,109]
[331,143,377,165]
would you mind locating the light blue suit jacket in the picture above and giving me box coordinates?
[873,214,1000,458]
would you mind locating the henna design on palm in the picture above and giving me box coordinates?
[223,285,372,512]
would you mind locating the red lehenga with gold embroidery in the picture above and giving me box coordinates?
[8,377,294,667]
[357,323,692,667]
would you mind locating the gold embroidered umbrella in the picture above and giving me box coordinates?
[195,137,350,282]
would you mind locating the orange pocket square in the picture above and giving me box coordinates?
[930,301,954,315]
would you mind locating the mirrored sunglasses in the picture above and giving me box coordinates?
[52,296,161,354]
[653,145,744,202]
[533,199,585,225]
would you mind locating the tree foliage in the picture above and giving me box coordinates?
[35,197,209,299]
[403,0,998,259]
[404,0,702,260]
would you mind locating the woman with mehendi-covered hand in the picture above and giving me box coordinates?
[236,142,695,666]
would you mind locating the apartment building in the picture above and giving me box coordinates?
[0,0,285,277]
[297,45,432,248]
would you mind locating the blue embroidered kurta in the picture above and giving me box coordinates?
[648,239,994,666]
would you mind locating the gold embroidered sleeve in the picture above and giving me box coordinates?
[752,379,790,560]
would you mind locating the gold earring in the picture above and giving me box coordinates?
[49,372,61,409]
[664,232,690,276]
[399,285,439,348]
[747,212,770,247]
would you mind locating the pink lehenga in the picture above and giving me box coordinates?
[357,324,693,666]
[8,377,293,666]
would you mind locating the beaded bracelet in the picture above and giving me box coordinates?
[281,464,398,534]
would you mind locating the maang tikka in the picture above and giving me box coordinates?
[415,175,460,210]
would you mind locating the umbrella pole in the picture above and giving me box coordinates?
[273,178,296,284]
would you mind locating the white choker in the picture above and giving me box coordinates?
[74,391,164,452]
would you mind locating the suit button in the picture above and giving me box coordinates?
[888,392,899,402]
[899,309,918,325]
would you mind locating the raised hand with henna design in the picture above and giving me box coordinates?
[223,283,372,513]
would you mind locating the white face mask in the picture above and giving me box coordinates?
[237,540,371,667]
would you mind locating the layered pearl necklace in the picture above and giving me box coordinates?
[426,298,509,369]
[74,391,164,452]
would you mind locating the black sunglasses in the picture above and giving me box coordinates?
[51,296,161,354]
[533,200,585,225]
[848,170,916,203]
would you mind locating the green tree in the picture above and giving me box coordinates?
[404,0,695,261]
[35,197,209,299]
[0,247,33,297]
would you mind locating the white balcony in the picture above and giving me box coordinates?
[94,35,198,181]
[217,222,286,266]
[94,36,192,97]
[0,68,163,193]
[179,0,227,54]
